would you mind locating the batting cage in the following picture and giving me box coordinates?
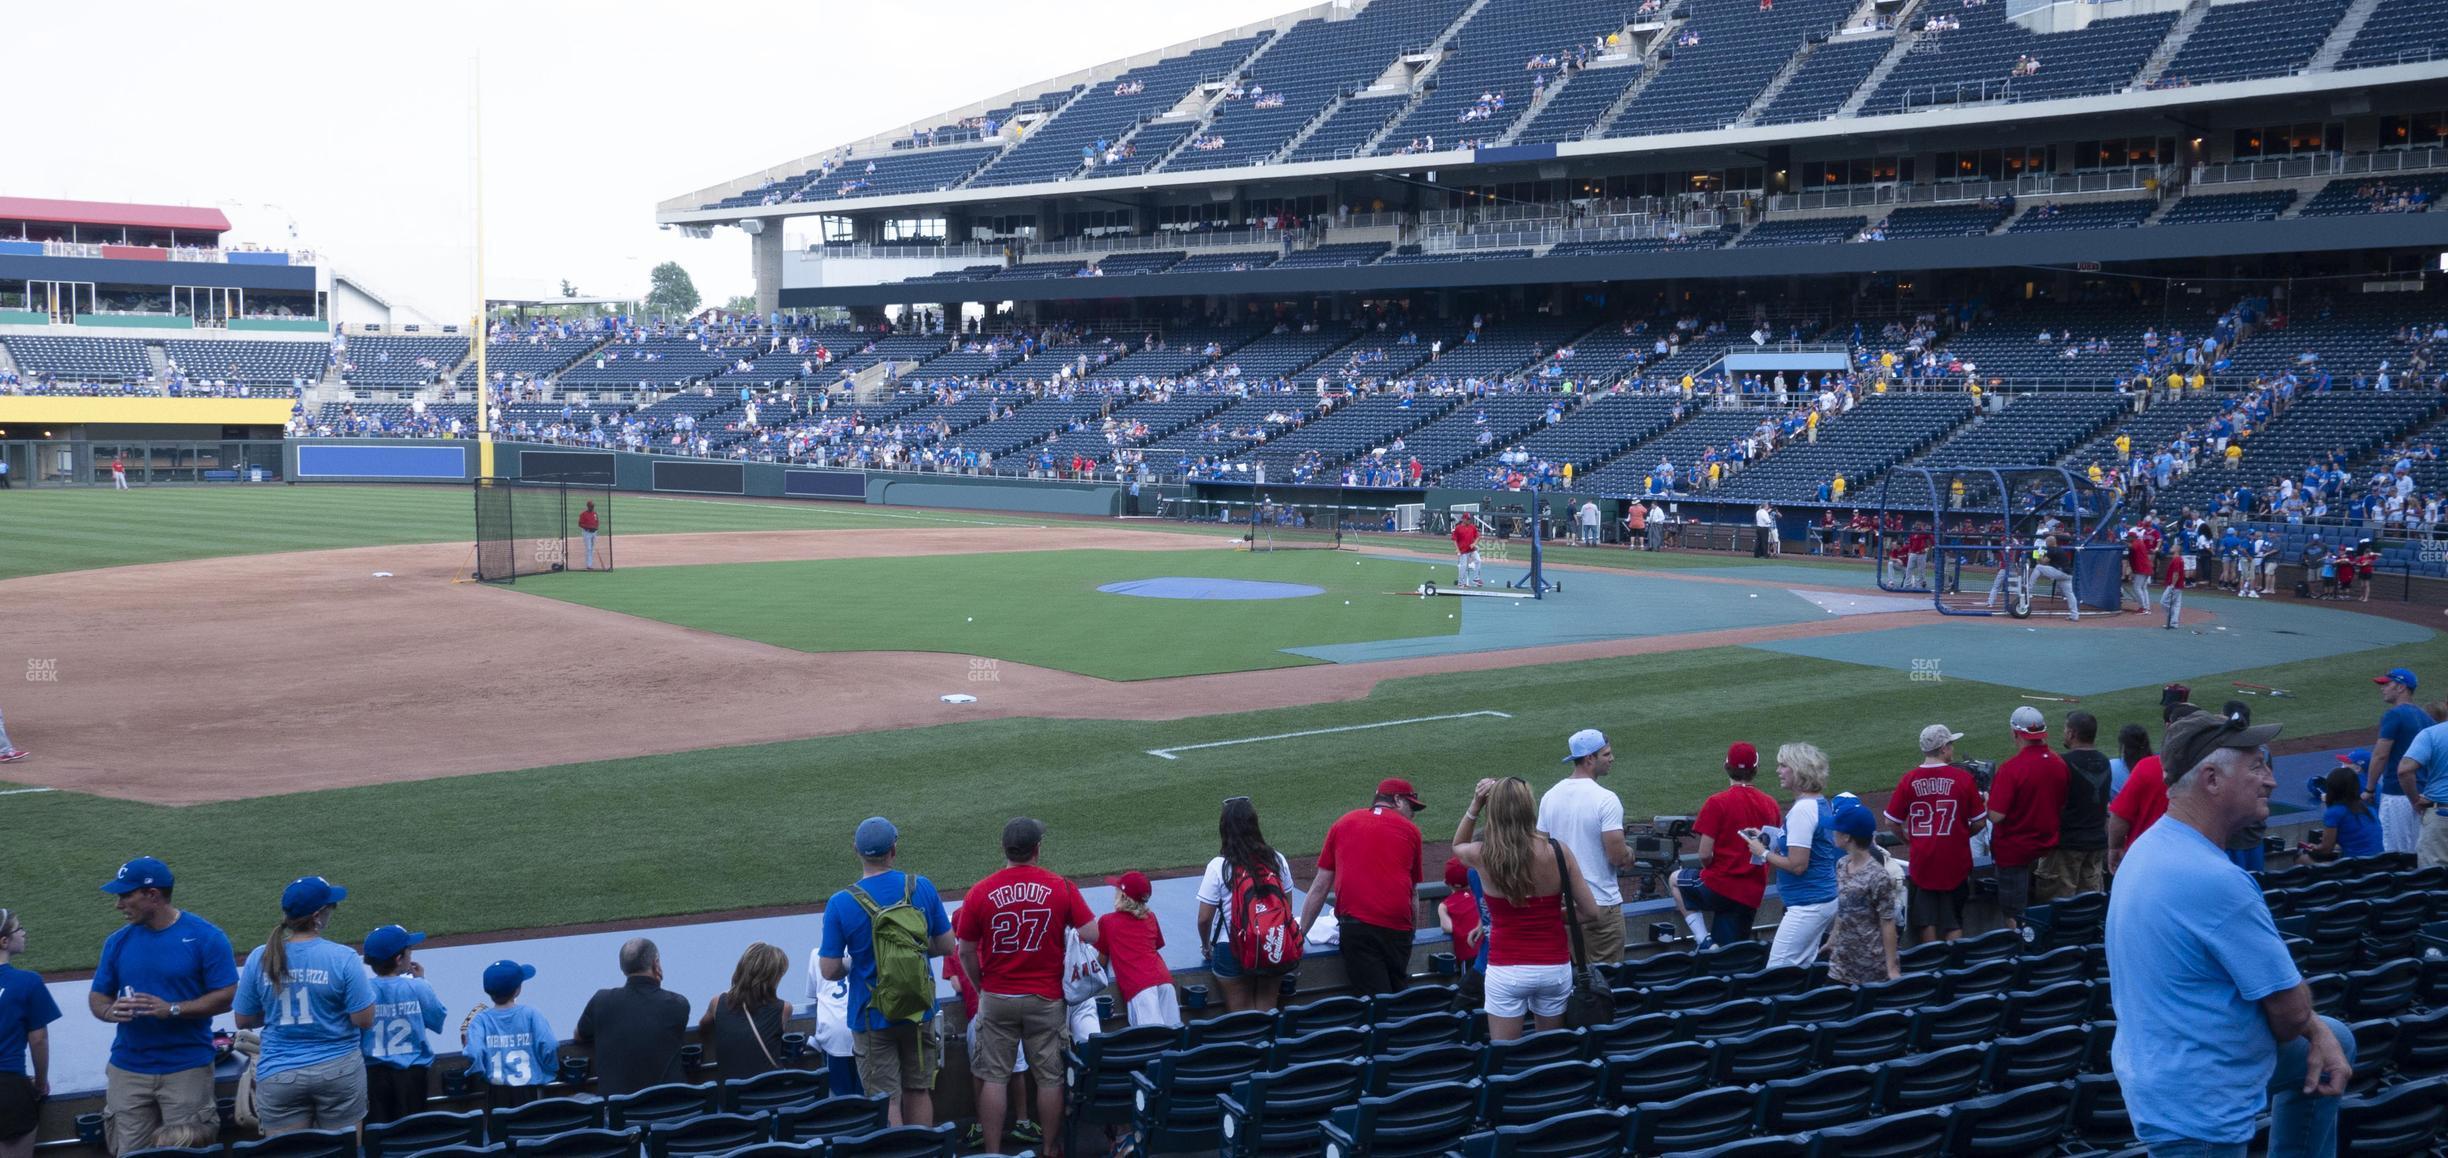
[1874,465,2124,617]
[472,478,614,583]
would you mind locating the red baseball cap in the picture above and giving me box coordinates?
[1104,871,1152,902]
[1378,777,1425,808]
[1726,742,1758,771]
[1443,857,1469,889]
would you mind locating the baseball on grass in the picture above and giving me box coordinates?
[966,616,973,622]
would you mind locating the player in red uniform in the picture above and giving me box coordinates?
[1452,513,1484,588]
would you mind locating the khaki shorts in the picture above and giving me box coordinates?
[2421,810,2448,870]
[851,1018,943,1098]
[1579,908,1626,965]
[2034,847,2106,901]
[970,994,1067,1085]
[104,1064,218,1154]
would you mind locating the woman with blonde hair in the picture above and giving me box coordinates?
[1453,777,1602,1041]
[232,877,375,1135]
[1744,743,1840,969]
[700,942,791,1077]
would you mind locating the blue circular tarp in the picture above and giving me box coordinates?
[1097,577,1325,601]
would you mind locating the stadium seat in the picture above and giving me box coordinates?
[1478,1027,1587,1076]
[1872,1042,1987,1112]
[1477,1058,1606,1128]
[1214,1060,1373,1158]
[1604,952,1699,989]
[1587,1011,1681,1057]
[1367,985,1456,1023]
[723,1069,830,1113]
[2346,1017,2398,1095]
[492,1100,609,1145]
[2337,1075,2448,1157]
[508,1128,637,1158]
[121,1149,218,1158]
[2306,972,2349,1017]
[2397,1007,2448,1080]
[1185,1010,1276,1048]
[813,1122,958,1158]
[1910,992,2009,1052]
[705,1145,815,1158]
[1805,1106,1953,1157]
[2344,959,2421,1019]
[1710,1023,1818,1086]
[1625,1086,1761,1155]
[1943,957,2020,999]
[1677,1138,1812,1158]
[2362,902,2428,964]
[367,1111,487,1158]
[1744,965,1812,999]
[1979,1026,2088,1091]
[1942,1081,2076,1156]
[1602,1040,1717,1107]
[1365,1010,1474,1053]
[2068,1072,2134,1150]
[1772,985,1861,1027]
[1897,941,1952,973]
[646,1113,770,1158]
[1278,995,1369,1034]
[1267,1025,1369,1068]
[1453,1107,1633,1158]
[611,1083,720,1130]
[1065,1022,1184,1144]
[1954,928,2027,966]
[2002,978,2092,1035]
[1649,973,1737,1012]
[2084,1021,2118,1075]
[1363,1041,1483,1093]
[1697,941,1770,975]
[1318,1080,1483,1158]
[1812,1008,1915,1069]
[1857,973,1943,1013]
[2026,892,2106,948]
[235,1129,357,1158]
[771,1096,890,1145]
[399,1147,500,1158]
[2286,901,2373,973]
[1755,1064,1879,1134]
[1131,1041,1270,1153]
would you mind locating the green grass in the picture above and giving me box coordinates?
[7,630,2434,974]
[515,548,1460,679]
[0,485,1050,580]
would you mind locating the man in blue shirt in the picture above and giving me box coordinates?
[2396,711,2448,869]
[87,857,239,1155]
[816,817,969,1130]
[2109,713,2354,1156]
[2368,668,2429,855]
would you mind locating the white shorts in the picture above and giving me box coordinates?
[1068,999,1099,1046]
[1125,986,1182,1029]
[1481,963,1572,1019]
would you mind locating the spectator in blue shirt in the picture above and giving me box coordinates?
[2299,765,2383,863]
[2367,668,2429,855]
[816,817,969,1129]
[359,925,446,1125]
[2108,712,2354,1155]
[89,857,238,1155]
[0,909,61,1158]
[234,876,377,1135]
[2395,713,2448,869]
[460,962,556,1107]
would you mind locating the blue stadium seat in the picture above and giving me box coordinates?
[1943,957,2019,999]
[2068,1072,2134,1150]
[492,1100,609,1145]
[1185,1010,1276,1048]
[1871,1042,1987,1112]
[2014,945,2092,989]
[1979,1025,2088,1091]
[1363,1041,1483,1093]
[1367,985,1457,1023]
[1214,1060,1373,1158]
[1857,972,1943,1013]
[1771,985,1860,1027]
[1478,1027,1587,1076]
[508,1128,637,1158]
[1744,965,1812,998]
[814,1122,958,1158]
[646,1113,769,1158]
[365,1112,486,1158]
[1696,941,1771,975]
[1710,1023,1817,1086]
[1648,974,1737,1011]
[2345,1017,2397,1096]
[705,1145,815,1158]
[1318,1080,1483,1158]
[1910,992,2009,1052]
[1277,995,1369,1035]
[1945,1081,2078,1156]
[1476,1058,1606,1128]
[399,1147,500,1158]
[1755,1063,1879,1134]
[234,1129,357,1158]
[1267,1025,1369,1069]
[2344,959,2421,1019]
[2003,978,2092,1035]
[611,1083,720,1130]
[1602,1040,1717,1107]
[771,1095,890,1145]
[2338,1075,2448,1157]
[1626,1086,1760,1155]
[1454,1107,1633,1158]
[1131,1041,1270,1153]
[721,1071,829,1115]
[1365,1009,1474,1053]
[1586,1011,1681,1057]
[1812,1008,1914,1069]
[1807,1106,1953,1157]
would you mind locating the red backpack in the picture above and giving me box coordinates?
[1228,860,1303,976]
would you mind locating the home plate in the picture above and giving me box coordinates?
[1787,589,1928,616]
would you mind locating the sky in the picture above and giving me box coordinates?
[20,0,1301,323]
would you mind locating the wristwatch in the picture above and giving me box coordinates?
[165,1003,181,1020]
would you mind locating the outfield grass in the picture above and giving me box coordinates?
[0,484,1050,580]
[517,548,1461,679]
[5,628,2432,974]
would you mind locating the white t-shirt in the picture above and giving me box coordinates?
[1195,852,1297,944]
[1784,795,1820,854]
[1537,776,1626,906]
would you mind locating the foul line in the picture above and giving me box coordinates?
[0,788,55,797]
[1147,710,1514,760]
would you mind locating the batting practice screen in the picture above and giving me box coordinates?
[472,478,614,583]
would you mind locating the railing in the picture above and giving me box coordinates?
[1886,78,2017,114]
[2189,147,2448,188]
[2,240,309,265]
[1419,210,1727,251]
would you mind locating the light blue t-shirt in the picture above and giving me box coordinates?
[2399,721,2448,802]
[2108,818,2303,1145]
[464,1004,559,1087]
[819,871,951,1032]
[362,973,447,1069]
[234,937,376,1077]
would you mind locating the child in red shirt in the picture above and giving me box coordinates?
[2158,544,2187,629]
[1096,872,1180,1028]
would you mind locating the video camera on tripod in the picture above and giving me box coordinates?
[1620,815,1695,901]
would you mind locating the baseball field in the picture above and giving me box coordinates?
[2,483,2434,974]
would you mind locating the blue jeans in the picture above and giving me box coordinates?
[2142,1015,2354,1158]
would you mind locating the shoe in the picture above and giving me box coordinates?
[961,1125,985,1150]
[0,749,22,763]
[2165,624,2176,630]
[1009,1120,1044,1145]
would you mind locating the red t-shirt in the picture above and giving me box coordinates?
[953,865,1095,1001]
[1694,783,1782,908]
[2108,755,2168,845]
[2160,551,2186,589]
[1988,743,2070,866]
[1885,763,1985,890]
[1094,911,1170,1001]
[1441,891,1481,958]
[1454,522,1480,553]
[579,509,599,532]
[2127,537,2153,575]
[1316,805,1423,931]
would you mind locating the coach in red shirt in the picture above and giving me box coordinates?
[954,818,1097,1156]
[1299,778,1426,995]
[1671,743,1782,947]
[1885,724,1987,943]
[1987,707,2070,930]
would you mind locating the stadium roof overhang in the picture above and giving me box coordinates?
[0,196,230,233]
[661,62,2448,229]
[779,214,2448,308]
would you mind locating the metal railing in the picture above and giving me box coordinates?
[2189,147,2448,189]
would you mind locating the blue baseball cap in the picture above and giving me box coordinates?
[1830,806,1877,842]
[2374,668,2418,691]
[1562,728,1609,763]
[855,817,899,858]
[102,856,174,895]
[482,960,537,997]
[364,925,424,961]
[280,876,348,918]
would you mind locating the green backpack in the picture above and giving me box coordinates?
[851,876,934,1024]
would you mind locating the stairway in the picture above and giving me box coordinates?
[1836,21,1927,117]
[2132,0,2214,89]
[1736,39,1830,127]
[2310,0,2384,71]
[145,342,171,381]
[1273,93,1353,163]
[1494,67,1580,145]
[1584,40,1676,139]
[1354,0,1499,156]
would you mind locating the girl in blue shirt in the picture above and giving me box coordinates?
[360,925,446,1125]
[0,909,62,1158]
[234,877,375,1135]
[2302,767,2384,862]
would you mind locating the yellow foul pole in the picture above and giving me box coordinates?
[474,53,493,480]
